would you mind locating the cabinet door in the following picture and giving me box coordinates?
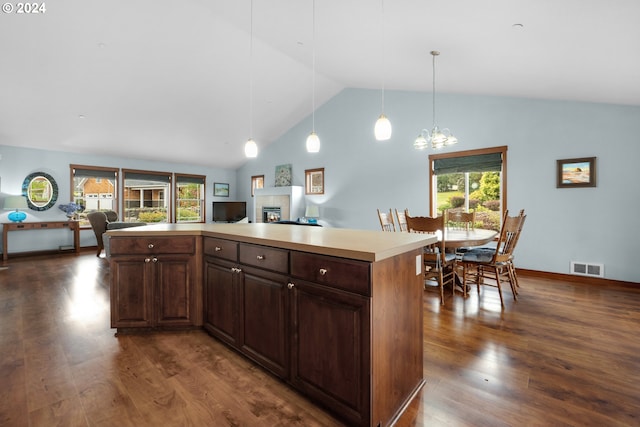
[110,256,153,328]
[290,280,371,426]
[155,254,196,327]
[203,257,240,346]
[240,265,289,378]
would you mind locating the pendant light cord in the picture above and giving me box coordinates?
[249,0,254,138]
[311,0,316,132]
[432,51,437,128]
[380,0,385,113]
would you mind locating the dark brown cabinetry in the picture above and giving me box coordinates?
[204,238,290,377]
[109,236,201,329]
[204,237,378,426]
[290,278,370,425]
[109,226,428,427]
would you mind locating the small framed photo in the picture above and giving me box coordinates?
[305,168,324,195]
[556,157,596,188]
[214,182,230,197]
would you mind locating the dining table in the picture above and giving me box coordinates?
[435,227,499,291]
[441,228,498,251]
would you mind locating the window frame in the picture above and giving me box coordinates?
[69,164,119,228]
[428,146,508,219]
[122,168,172,223]
[251,175,264,197]
[174,173,206,223]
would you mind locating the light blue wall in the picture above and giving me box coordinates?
[0,145,235,253]
[237,88,640,283]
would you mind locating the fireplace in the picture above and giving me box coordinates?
[253,186,304,223]
[263,206,282,223]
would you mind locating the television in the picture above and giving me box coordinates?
[212,201,247,222]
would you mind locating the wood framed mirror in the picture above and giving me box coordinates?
[21,171,59,211]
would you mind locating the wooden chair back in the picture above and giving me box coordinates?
[377,208,396,232]
[405,213,455,304]
[405,213,447,264]
[395,209,408,232]
[492,210,525,263]
[445,209,476,230]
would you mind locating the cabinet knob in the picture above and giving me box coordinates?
[256,255,265,260]
[319,268,328,276]
[148,243,154,249]
[287,283,295,289]
[152,258,158,263]
[145,258,151,263]
[215,246,222,251]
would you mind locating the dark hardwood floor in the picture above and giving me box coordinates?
[1,252,638,426]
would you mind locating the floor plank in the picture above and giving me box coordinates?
[0,252,639,426]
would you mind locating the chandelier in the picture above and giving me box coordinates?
[414,51,458,150]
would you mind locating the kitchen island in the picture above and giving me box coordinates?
[106,223,435,427]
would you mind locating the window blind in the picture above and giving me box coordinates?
[433,153,502,175]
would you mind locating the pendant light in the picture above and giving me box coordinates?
[413,51,458,150]
[306,0,320,153]
[244,0,258,158]
[374,0,392,141]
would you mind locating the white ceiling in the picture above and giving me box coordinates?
[1,0,639,169]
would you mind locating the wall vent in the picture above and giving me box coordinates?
[570,261,604,278]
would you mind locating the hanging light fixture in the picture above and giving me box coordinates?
[374,0,391,141]
[414,51,458,150]
[244,0,258,158]
[306,0,320,153]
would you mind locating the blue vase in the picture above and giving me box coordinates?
[8,210,27,222]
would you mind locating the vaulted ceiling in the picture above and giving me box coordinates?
[1,0,638,169]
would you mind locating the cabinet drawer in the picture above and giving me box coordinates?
[290,252,371,296]
[204,237,239,261]
[239,243,289,273]
[110,236,195,256]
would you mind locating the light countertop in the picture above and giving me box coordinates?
[106,223,435,262]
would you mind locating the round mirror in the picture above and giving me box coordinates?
[21,172,59,211]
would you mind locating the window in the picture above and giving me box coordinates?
[251,175,264,197]
[429,146,507,231]
[70,165,118,227]
[123,169,171,223]
[175,173,205,223]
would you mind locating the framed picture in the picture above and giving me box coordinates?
[275,164,292,187]
[556,157,596,188]
[214,182,230,197]
[305,167,324,195]
[251,175,264,197]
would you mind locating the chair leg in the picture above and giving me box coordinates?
[96,248,102,257]
[507,264,518,298]
[438,270,445,305]
[493,267,505,307]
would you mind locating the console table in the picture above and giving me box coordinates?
[2,221,80,261]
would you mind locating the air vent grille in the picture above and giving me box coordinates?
[570,261,604,278]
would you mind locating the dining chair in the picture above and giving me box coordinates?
[377,209,396,232]
[507,209,526,291]
[405,213,456,305]
[459,209,525,306]
[445,209,476,230]
[395,209,408,232]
